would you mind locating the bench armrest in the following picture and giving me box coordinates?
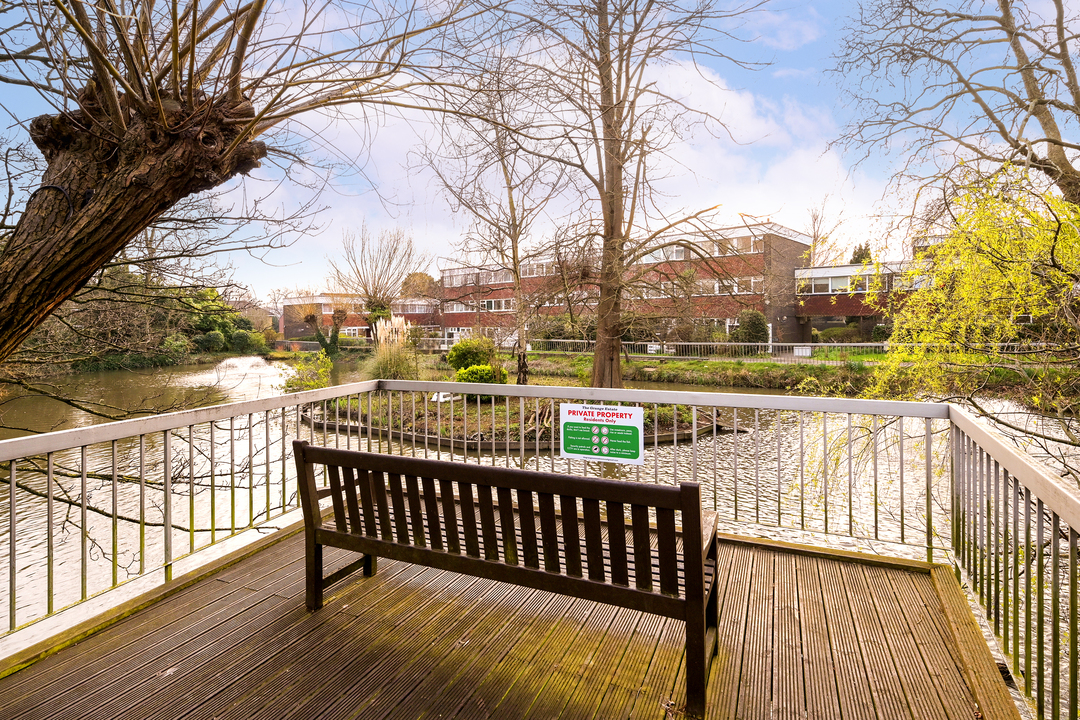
[701,511,718,558]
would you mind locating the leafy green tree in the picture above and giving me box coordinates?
[279,352,333,393]
[849,243,872,264]
[869,176,1080,484]
[729,310,769,344]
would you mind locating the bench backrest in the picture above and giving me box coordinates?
[294,441,706,602]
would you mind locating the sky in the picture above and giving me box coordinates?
[2,0,904,302]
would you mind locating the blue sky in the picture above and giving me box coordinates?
[229,0,901,298]
[1,1,903,300]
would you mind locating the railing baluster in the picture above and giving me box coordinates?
[1025,486,1032,697]
[925,418,932,562]
[164,430,173,581]
[1052,512,1061,720]
[47,453,54,611]
[754,408,760,523]
[9,459,16,631]
[799,411,805,529]
[872,416,878,539]
[139,436,146,575]
[822,413,828,534]
[899,416,905,545]
[82,446,88,600]
[1037,498,1045,716]
[1070,527,1077,720]
[847,413,853,537]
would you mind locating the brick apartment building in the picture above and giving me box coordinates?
[794,261,912,340]
[280,224,914,344]
[440,222,813,342]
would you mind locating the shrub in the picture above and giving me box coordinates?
[810,328,821,344]
[871,324,892,342]
[161,333,190,360]
[454,364,508,385]
[230,330,267,354]
[729,310,769,343]
[447,337,496,370]
[819,326,863,343]
[193,330,225,352]
[279,351,332,393]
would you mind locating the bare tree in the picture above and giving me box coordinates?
[803,196,848,267]
[329,225,430,320]
[480,0,765,387]
[0,0,475,364]
[835,0,1080,202]
[417,79,567,384]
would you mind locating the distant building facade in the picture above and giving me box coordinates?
[438,222,813,342]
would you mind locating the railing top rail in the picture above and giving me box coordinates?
[948,404,1080,531]
[0,380,380,462]
[377,380,951,419]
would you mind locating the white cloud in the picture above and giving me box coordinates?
[748,9,825,51]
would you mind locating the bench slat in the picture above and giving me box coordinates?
[357,469,377,537]
[422,476,443,550]
[560,495,582,577]
[439,479,460,553]
[327,464,348,532]
[657,507,679,596]
[372,470,394,540]
[539,492,560,573]
[405,474,426,547]
[517,489,539,569]
[583,498,605,582]
[387,472,410,544]
[477,484,499,561]
[459,483,480,558]
[606,501,628,586]
[632,504,652,591]
[498,487,519,565]
[341,466,362,534]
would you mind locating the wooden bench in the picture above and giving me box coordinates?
[293,441,720,717]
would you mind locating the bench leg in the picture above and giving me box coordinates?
[364,554,377,577]
[306,533,323,612]
[685,613,707,719]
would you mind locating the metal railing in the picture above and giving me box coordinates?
[0,379,1076,716]
[525,339,892,363]
[951,407,1080,719]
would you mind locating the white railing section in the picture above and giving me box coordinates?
[951,406,1080,719]
[0,380,1076,717]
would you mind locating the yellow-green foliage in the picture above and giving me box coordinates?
[279,351,333,393]
[870,176,1080,411]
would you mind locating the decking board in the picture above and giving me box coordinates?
[0,532,1019,720]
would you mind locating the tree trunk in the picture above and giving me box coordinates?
[592,276,623,388]
[590,0,625,389]
[0,101,265,364]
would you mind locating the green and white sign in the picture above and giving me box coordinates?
[559,403,644,465]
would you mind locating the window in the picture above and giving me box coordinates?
[734,276,764,294]
[848,276,868,292]
[446,302,472,313]
[481,298,514,312]
[812,278,831,294]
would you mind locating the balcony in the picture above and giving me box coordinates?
[0,381,1072,718]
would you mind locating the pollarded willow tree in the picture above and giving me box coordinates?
[836,0,1080,202]
[0,0,474,364]
[497,0,765,387]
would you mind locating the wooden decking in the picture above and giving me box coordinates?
[0,532,1018,719]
